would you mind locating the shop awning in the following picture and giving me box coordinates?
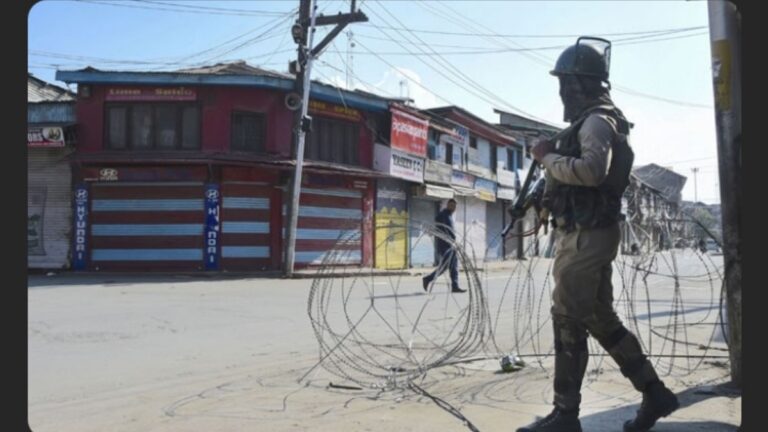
[67,153,393,179]
[28,121,76,127]
[424,183,454,199]
[452,186,478,197]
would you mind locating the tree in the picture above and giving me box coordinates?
[690,206,718,241]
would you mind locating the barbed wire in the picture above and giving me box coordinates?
[302,201,726,431]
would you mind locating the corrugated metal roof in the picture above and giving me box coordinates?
[28,74,75,102]
[68,151,392,178]
[56,62,393,112]
[631,163,688,204]
[175,60,293,80]
[493,107,562,132]
[28,103,76,123]
[426,105,519,146]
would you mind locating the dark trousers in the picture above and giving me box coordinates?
[551,224,660,411]
[424,246,459,289]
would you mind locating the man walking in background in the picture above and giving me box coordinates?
[422,199,465,294]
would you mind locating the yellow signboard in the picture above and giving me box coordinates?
[711,40,732,111]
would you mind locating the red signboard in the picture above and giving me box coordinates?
[105,86,197,101]
[390,107,428,157]
[308,100,361,122]
[28,127,66,147]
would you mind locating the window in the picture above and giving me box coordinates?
[305,117,360,165]
[427,129,439,161]
[154,106,176,150]
[231,111,266,152]
[106,104,200,150]
[131,105,152,149]
[181,107,200,149]
[445,143,453,165]
[469,136,477,149]
[491,145,497,173]
[507,148,522,170]
[428,129,439,146]
[107,107,127,149]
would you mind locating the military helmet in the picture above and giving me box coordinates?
[550,37,611,82]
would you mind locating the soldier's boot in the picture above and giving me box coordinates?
[516,317,588,432]
[516,407,582,432]
[596,326,679,431]
[623,381,680,431]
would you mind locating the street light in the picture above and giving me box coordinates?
[291,23,305,44]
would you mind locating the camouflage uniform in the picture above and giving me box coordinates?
[541,103,661,412]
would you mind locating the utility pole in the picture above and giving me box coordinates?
[708,0,741,388]
[515,154,528,260]
[691,167,699,202]
[283,0,368,277]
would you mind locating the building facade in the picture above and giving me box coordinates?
[28,74,77,269]
[424,106,523,266]
[623,163,688,252]
[57,62,394,272]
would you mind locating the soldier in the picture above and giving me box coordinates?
[516,38,679,432]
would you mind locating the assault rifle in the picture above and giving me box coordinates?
[500,123,576,238]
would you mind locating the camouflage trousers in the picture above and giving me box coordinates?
[550,222,660,411]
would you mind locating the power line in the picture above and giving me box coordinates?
[352,29,707,52]
[423,1,553,70]
[359,23,707,38]
[29,51,170,65]
[354,40,454,106]
[28,64,61,70]
[73,0,291,17]
[250,0,345,69]
[613,31,709,46]
[44,2,712,111]
[612,84,713,109]
[363,5,487,103]
[367,1,553,124]
[430,1,713,110]
[134,0,292,15]
[352,37,552,129]
[317,58,398,98]
[410,1,556,121]
[185,14,295,67]
[323,40,511,128]
[155,9,296,67]
[29,7,297,72]
[252,29,292,67]
[430,1,714,110]
[357,22,707,50]
[29,39,287,68]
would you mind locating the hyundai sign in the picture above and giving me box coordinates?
[204,184,220,270]
[72,184,89,270]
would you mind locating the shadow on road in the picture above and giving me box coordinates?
[579,382,740,432]
[27,271,286,288]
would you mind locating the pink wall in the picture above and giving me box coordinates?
[75,84,375,163]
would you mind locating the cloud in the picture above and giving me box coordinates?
[357,66,439,108]
[312,64,441,109]
[384,67,439,107]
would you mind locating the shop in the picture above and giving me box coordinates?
[28,77,77,269]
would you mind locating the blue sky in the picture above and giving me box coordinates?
[28,0,721,204]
